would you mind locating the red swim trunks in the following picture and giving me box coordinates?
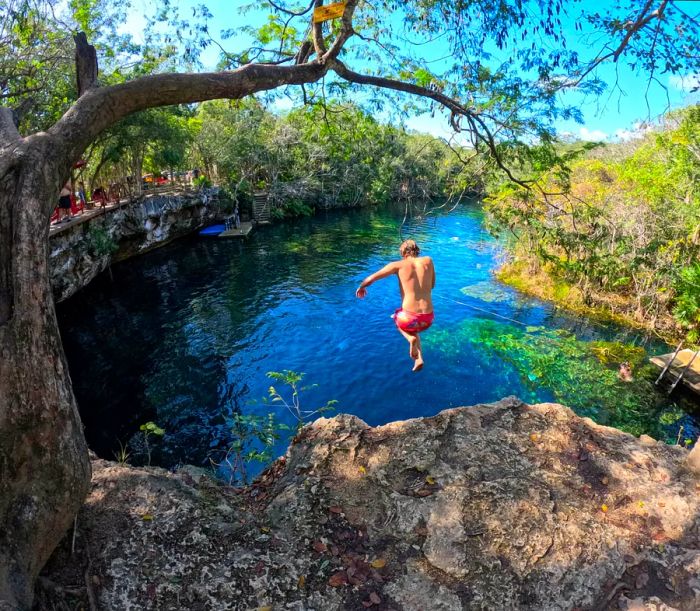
[392,308,434,334]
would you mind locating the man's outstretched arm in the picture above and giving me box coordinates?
[356,262,399,298]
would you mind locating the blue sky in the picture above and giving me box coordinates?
[122,0,699,143]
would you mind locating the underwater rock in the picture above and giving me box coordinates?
[40,398,700,610]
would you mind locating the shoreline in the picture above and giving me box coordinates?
[495,259,682,345]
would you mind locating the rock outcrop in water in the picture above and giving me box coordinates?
[40,398,700,610]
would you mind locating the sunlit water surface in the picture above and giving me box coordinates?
[57,204,699,468]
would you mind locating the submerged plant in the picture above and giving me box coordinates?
[427,319,679,439]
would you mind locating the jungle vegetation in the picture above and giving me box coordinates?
[487,105,700,341]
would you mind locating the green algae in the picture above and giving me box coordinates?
[426,318,682,440]
[460,281,514,304]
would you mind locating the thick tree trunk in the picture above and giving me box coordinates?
[0,11,366,605]
[0,144,91,609]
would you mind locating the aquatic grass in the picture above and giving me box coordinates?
[460,281,514,304]
[427,319,682,440]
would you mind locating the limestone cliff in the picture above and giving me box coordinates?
[39,398,700,610]
[49,189,225,302]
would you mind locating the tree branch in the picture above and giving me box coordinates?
[319,0,359,63]
[269,0,315,16]
[566,0,668,90]
[0,108,20,142]
[330,60,532,188]
[47,61,330,212]
[74,32,98,96]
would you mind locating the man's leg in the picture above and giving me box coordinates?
[397,327,419,360]
[412,334,424,372]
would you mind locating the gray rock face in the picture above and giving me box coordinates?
[49,189,224,302]
[41,399,700,610]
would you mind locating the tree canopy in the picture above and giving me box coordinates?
[3,0,699,184]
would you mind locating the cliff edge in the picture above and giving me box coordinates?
[39,398,700,610]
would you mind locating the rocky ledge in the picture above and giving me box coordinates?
[49,188,225,302]
[40,398,700,610]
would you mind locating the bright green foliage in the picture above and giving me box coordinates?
[139,421,165,436]
[673,263,700,342]
[189,99,479,215]
[427,319,684,441]
[1,0,138,132]
[139,420,165,466]
[83,105,194,195]
[488,106,700,339]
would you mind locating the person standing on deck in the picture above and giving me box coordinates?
[57,182,72,222]
[355,239,435,372]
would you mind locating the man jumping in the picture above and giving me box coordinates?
[356,239,435,372]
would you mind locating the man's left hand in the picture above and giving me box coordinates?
[356,286,367,298]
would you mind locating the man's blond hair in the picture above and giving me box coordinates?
[399,239,420,257]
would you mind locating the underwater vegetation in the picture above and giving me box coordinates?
[427,319,693,443]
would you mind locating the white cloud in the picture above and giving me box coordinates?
[405,112,472,145]
[669,73,700,91]
[614,123,652,141]
[578,127,608,141]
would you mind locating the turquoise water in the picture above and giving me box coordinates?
[57,204,699,468]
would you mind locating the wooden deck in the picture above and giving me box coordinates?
[49,201,123,236]
[218,222,253,238]
[650,349,700,394]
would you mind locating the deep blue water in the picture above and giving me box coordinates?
[57,204,699,469]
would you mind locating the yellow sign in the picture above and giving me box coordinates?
[313,2,346,23]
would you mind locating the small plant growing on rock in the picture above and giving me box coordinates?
[87,225,118,258]
[266,370,338,430]
[113,440,131,465]
[140,421,165,466]
[213,412,280,486]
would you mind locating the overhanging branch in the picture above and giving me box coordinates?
[48,61,330,207]
[330,60,533,188]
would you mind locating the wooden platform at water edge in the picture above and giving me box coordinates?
[218,221,253,238]
[650,348,700,394]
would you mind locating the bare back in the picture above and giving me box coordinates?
[397,256,434,313]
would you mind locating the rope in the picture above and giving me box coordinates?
[434,294,530,327]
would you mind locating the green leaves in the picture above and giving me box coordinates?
[266,370,337,426]
[140,421,165,436]
[673,263,700,337]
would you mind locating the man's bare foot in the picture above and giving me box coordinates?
[408,336,419,359]
[412,357,424,372]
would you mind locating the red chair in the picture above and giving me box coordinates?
[70,193,84,215]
